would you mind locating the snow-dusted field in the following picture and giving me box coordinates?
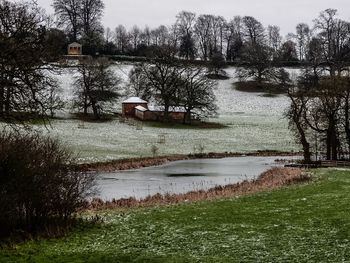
[39,64,299,163]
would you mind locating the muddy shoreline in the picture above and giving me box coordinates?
[77,151,301,172]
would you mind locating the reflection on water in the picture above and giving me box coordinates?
[166,173,217,177]
[96,156,296,200]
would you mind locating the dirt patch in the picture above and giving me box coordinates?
[86,167,310,210]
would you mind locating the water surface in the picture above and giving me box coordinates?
[96,156,294,200]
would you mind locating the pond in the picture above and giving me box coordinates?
[96,156,296,200]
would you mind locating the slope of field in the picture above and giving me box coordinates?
[1,169,350,262]
[39,64,298,163]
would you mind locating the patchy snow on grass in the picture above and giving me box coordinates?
[37,64,298,162]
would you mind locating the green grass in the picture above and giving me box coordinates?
[1,169,350,262]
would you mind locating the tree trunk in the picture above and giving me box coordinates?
[326,130,331,160]
[5,85,12,115]
[72,27,78,42]
[83,93,88,115]
[329,64,336,78]
[326,125,338,161]
[163,104,170,122]
[345,93,350,157]
[330,120,338,160]
[0,85,4,117]
[183,109,191,124]
[257,70,263,84]
[226,45,231,61]
[331,130,338,161]
[295,118,311,163]
[91,101,100,120]
[300,134,311,163]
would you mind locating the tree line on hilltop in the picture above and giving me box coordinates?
[52,1,350,70]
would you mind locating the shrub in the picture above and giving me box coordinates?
[0,131,96,238]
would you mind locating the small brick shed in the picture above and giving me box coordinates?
[122,97,148,116]
[135,105,186,122]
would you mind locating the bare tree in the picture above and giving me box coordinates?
[168,24,182,50]
[267,25,282,53]
[176,11,196,36]
[44,28,69,59]
[341,75,350,156]
[286,84,312,163]
[286,74,348,161]
[0,0,63,120]
[210,16,227,56]
[225,16,243,61]
[150,25,169,47]
[46,82,65,118]
[129,25,141,51]
[179,32,197,59]
[176,11,197,59]
[114,24,129,53]
[208,52,226,77]
[294,23,312,61]
[179,66,218,123]
[79,0,104,53]
[130,62,218,124]
[54,0,104,53]
[53,0,81,41]
[237,43,273,84]
[242,16,265,45]
[105,27,112,43]
[238,16,269,82]
[130,47,182,121]
[128,65,152,101]
[278,40,298,62]
[145,71,180,121]
[194,15,227,60]
[307,37,324,82]
[314,9,350,76]
[307,78,343,160]
[80,0,104,36]
[73,58,121,119]
[195,14,213,61]
[140,26,151,46]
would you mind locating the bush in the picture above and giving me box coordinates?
[0,131,96,238]
[235,81,287,95]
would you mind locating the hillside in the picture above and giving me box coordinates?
[36,65,298,163]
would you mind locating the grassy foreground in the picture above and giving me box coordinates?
[1,169,350,262]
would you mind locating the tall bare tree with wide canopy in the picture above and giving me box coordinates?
[0,0,63,120]
[53,0,104,53]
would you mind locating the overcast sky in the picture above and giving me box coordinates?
[37,0,349,36]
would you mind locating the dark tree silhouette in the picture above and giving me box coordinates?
[73,58,121,119]
[0,0,63,120]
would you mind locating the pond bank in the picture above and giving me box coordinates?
[77,151,301,172]
[87,167,309,210]
[5,169,350,262]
